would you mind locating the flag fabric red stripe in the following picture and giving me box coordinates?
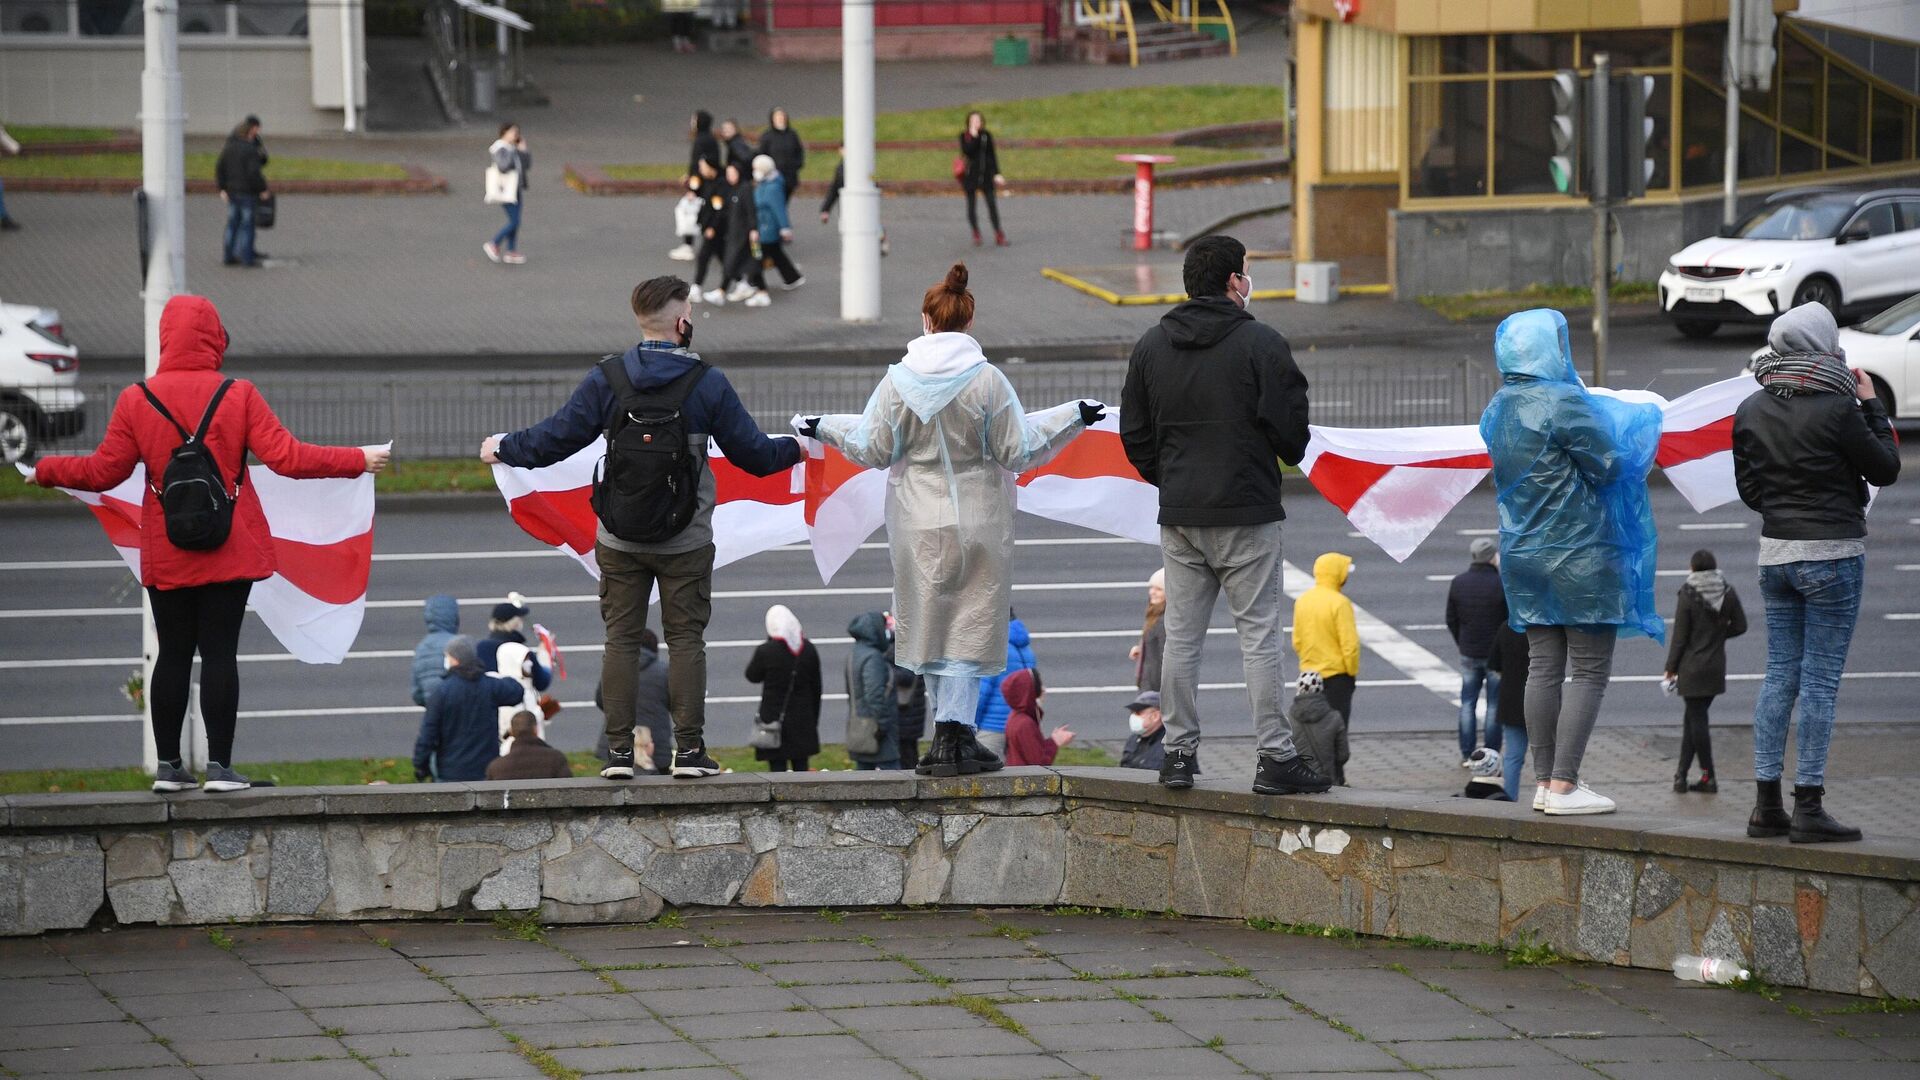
[1655,416,1734,468]
[270,532,373,605]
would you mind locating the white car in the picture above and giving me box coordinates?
[0,300,85,464]
[1658,187,1920,339]
[1750,292,1920,419]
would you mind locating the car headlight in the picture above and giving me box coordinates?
[1746,262,1791,279]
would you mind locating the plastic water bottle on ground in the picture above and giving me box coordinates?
[1672,955,1748,984]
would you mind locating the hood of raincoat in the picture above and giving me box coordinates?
[1312,552,1352,590]
[1768,300,1841,359]
[445,635,484,680]
[890,332,989,422]
[1160,295,1254,350]
[1008,618,1030,649]
[848,610,891,649]
[158,295,228,374]
[423,595,459,635]
[766,604,805,652]
[1494,307,1579,385]
[1001,667,1041,721]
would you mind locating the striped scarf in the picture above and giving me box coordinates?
[1750,351,1855,399]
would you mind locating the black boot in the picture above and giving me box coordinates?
[915,721,981,778]
[962,728,1004,773]
[1790,785,1862,844]
[1674,772,1690,794]
[1747,779,1791,838]
[1689,774,1718,794]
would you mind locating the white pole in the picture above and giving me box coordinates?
[839,0,881,323]
[1720,0,1742,230]
[139,0,187,775]
[341,0,358,133]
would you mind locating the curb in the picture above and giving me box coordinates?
[5,164,450,196]
[566,156,1289,197]
[795,119,1289,154]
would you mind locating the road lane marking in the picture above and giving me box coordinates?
[1404,624,1447,631]
[1662,367,1723,375]
[1283,560,1458,703]
[1896,565,1920,572]
[1678,522,1748,531]
[1455,529,1499,536]
[1887,614,1920,621]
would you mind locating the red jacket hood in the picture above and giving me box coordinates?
[157,295,228,374]
[1001,668,1042,719]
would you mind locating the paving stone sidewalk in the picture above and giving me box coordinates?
[6,909,1915,1080]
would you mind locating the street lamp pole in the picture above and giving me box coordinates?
[839,0,881,323]
[1721,0,1742,229]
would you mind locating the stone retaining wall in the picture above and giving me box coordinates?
[3,769,1916,997]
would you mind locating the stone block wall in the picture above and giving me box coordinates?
[3,769,1916,998]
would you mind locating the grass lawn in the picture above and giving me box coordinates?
[0,744,1117,794]
[606,145,1272,185]
[789,84,1288,145]
[0,152,408,182]
[1419,282,1660,322]
[5,457,501,503]
[8,124,123,145]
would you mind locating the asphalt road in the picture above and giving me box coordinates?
[6,463,1918,771]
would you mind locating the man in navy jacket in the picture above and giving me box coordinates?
[481,276,802,781]
[415,636,526,782]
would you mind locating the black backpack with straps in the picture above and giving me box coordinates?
[591,355,708,544]
[139,379,242,551]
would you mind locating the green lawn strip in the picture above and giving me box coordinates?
[790,84,1287,146]
[605,144,1269,185]
[0,744,1115,794]
[9,124,123,145]
[1418,282,1659,323]
[0,152,408,182]
[0,469,67,503]
[6,457,497,502]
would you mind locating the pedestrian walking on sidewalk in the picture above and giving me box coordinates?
[959,111,1007,247]
[1663,549,1747,794]
[717,118,753,172]
[758,107,806,208]
[1119,235,1329,798]
[214,116,270,266]
[1446,537,1507,763]
[819,159,888,255]
[1481,307,1663,818]
[483,122,530,265]
[664,0,698,51]
[670,177,702,261]
[689,111,722,181]
[30,295,388,793]
[1129,569,1166,693]
[692,167,731,301]
[1294,551,1360,737]
[482,276,803,780]
[746,604,822,772]
[1734,301,1901,843]
[800,263,1096,777]
[751,155,804,295]
[717,161,764,305]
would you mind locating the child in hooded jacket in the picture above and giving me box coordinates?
[1285,671,1347,786]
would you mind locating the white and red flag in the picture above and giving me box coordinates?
[30,463,376,663]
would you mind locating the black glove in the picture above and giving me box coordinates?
[799,416,822,439]
[1078,400,1106,427]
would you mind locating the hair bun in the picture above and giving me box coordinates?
[944,263,969,294]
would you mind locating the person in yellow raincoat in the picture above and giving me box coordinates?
[1292,551,1360,763]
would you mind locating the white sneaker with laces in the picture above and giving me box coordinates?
[482,241,502,263]
[703,288,727,306]
[1544,783,1616,816]
[781,274,806,291]
[744,291,771,307]
[668,244,695,261]
[725,281,754,302]
[1532,785,1548,812]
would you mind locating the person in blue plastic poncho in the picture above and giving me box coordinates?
[1480,309,1663,818]
[800,263,1101,777]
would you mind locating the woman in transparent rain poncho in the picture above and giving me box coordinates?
[800,264,1104,776]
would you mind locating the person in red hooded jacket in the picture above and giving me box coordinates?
[1001,668,1075,767]
[30,295,388,794]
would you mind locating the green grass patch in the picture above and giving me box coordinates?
[9,124,122,145]
[1418,281,1659,323]
[0,469,70,503]
[1246,917,1359,941]
[0,152,408,182]
[1503,932,1564,968]
[606,144,1269,185]
[1822,997,1920,1015]
[492,911,547,943]
[950,994,1029,1037]
[790,84,1286,145]
[502,1031,582,1080]
[206,927,235,951]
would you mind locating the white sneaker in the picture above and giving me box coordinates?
[744,290,771,308]
[725,281,754,302]
[1532,785,1548,812]
[703,288,727,306]
[668,244,695,261]
[482,241,502,263]
[1544,783,1616,816]
[781,274,806,291]
[688,288,703,303]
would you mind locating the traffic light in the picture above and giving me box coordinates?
[1620,73,1656,199]
[1549,69,1580,194]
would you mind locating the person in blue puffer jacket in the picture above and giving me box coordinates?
[411,595,460,708]
[750,154,804,296]
[974,614,1036,758]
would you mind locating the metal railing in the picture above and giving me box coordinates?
[1074,0,1136,67]
[19,360,1502,465]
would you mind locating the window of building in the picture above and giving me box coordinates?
[1,0,306,36]
[1411,35,1487,76]
[1872,89,1914,164]
[1496,33,1571,73]
[1583,29,1671,68]
[1409,80,1487,197]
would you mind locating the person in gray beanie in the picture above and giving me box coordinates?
[1445,535,1507,766]
[1734,301,1900,843]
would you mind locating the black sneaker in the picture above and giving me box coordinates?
[203,763,252,793]
[1159,749,1198,789]
[152,761,198,793]
[601,748,636,780]
[1252,755,1332,796]
[671,741,722,779]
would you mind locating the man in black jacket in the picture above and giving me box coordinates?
[214,116,269,267]
[1446,536,1507,765]
[1734,301,1901,844]
[1120,235,1328,798]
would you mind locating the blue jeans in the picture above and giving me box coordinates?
[1500,723,1528,801]
[1753,556,1864,789]
[493,202,521,250]
[1458,656,1501,760]
[222,194,257,264]
[0,176,10,219]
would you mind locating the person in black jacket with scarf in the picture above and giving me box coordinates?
[758,107,805,207]
[1445,536,1507,764]
[1734,301,1900,843]
[745,605,822,771]
[1663,549,1746,794]
[959,111,1006,247]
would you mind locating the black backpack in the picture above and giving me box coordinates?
[139,378,242,551]
[591,355,708,544]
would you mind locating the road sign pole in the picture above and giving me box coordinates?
[1721,0,1742,230]
[839,0,881,323]
[1590,52,1610,388]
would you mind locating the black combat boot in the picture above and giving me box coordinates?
[1746,778,1791,838]
[915,721,980,778]
[1790,785,1862,844]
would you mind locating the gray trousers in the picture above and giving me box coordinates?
[1524,626,1616,784]
[1160,522,1298,761]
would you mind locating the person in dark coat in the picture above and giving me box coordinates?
[415,637,527,783]
[745,605,822,771]
[411,595,460,708]
[845,611,900,770]
[1002,669,1073,767]
[593,627,672,775]
[487,711,573,780]
[893,662,928,770]
[818,159,888,256]
[214,116,269,267]
[716,162,763,303]
[1129,570,1166,692]
[688,110,721,182]
[1664,549,1748,794]
[758,107,806,207]
[717,118,754,171]
[1285,672,1347,785]
[1487,623,1529,801]
[1446,536,1508,763]
[1119,691,1166,771]
[692,169,731,298]
[959,110,1006,246]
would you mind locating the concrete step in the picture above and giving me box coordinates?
[1105,30,1229,63]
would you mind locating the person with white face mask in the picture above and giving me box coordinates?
[1119,691,1166,771]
